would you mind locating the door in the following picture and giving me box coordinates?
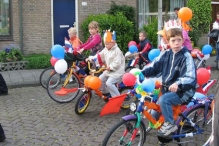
[53,0,75,45]
[210,4,219,46]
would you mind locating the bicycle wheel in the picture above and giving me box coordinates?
[39,67,55,88]
[119,87,135,110]
[47,72,81,103]
[74,90,91,115]
[176,104,212,146]
[102,118,146,146]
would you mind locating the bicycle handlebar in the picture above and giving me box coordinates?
[87,61,106,74]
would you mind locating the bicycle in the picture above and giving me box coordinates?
[39,67,55,89]
[46,53,87,103]
[102,87,213,146]
[74,62,134,115]
[125,52,150,72]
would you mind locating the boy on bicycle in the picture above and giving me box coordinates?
[86,30,125,98]
[141,21,197,137]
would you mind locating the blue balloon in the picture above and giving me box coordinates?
[129,45,138,54]
[141,78,155,92]
[202,45,212,55]
[148,49,160,62]
[51,44,65,59]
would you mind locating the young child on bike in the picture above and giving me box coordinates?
[137,31,152,69]
[86,30,125,98]
[141,22,197,137]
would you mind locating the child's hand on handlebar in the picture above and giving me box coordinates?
[106,66,111,71]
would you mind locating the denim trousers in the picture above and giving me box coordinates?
[99,73,121,97]
[151,92,182,124]
[216,41,219,61]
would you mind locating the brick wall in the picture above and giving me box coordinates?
[0,0,136,55]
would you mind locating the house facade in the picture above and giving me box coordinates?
[0,0,137,55]
[0,0,218,55]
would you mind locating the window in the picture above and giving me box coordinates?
[138,0,186,28]
[0,0,11,39]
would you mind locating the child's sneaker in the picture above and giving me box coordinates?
[157,122,177,137]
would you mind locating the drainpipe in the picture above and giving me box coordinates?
[19,0,24,54]
[157,0,162,48]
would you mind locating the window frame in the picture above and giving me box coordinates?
[0,0,12,41]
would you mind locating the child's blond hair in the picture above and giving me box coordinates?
[68,27,77,35]
[88,21,99,32]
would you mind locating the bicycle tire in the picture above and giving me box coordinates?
[74,90,91,115]
[39,67,54,89]
[102,118,146,146]
[47,72,82,103]
[175,104,212,146]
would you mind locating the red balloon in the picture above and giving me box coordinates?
[197,68,210,85]
[50,57,59,66]
[122,73,136,86]
[128,41,137,48]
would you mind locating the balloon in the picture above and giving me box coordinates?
[128,41,137,48]
[88,76,102,90]
[50,56,59,66]
[148,49,160,62]
[54,59,68,74]
[193,92,205,100]
[122,73,136,86]
[178,7,193,21]
[141,78,155,92]
[203,54,210,60]
[136,85,143,93]
[141,91,147,97]
[129,45,138,54]
[84,75,93,86]
[202,45,212,55]
[51,44,65,59]
[135,93,141,99]
[197,68,210,85]
[129,68,141,75]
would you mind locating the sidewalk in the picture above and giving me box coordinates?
[0,56,218,88]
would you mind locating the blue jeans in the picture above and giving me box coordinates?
[151,92,182,124]
[216,42,219,61]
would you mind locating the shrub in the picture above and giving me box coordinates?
[24,54,51,69]
[0,44,23,62]
[81,12,134,53]
[187,0,212,46]
[142,17,158,48]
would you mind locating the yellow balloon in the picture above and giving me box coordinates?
[141,91,147,96]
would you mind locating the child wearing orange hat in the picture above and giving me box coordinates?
[86,30,125,98]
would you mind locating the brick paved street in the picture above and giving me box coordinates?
[0,70,218,146]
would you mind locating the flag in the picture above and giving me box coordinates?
[100,94,127,117]
[65,39,73,53]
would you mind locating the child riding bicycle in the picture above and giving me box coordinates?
[86,30,126,98]
[141,20,197,137]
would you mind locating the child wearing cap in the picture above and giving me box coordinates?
[86,30,125,98]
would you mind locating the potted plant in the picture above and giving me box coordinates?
[0,45,23,62]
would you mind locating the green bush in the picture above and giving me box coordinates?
[142,17,158,48]
[24,54,51,69]
[81,12,134,53]
[187,0,212,46]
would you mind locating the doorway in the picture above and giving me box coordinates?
[53,0,75,45]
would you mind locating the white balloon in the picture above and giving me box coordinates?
[203,54,210,60]
[54,59,68,74]
[129,68,141,75]
[125,51,131,57]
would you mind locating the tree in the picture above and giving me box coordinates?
[187,0,212,46]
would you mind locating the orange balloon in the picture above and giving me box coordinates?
[178,7,193,21]
[88,76,102,90]
[84,75,93,86]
